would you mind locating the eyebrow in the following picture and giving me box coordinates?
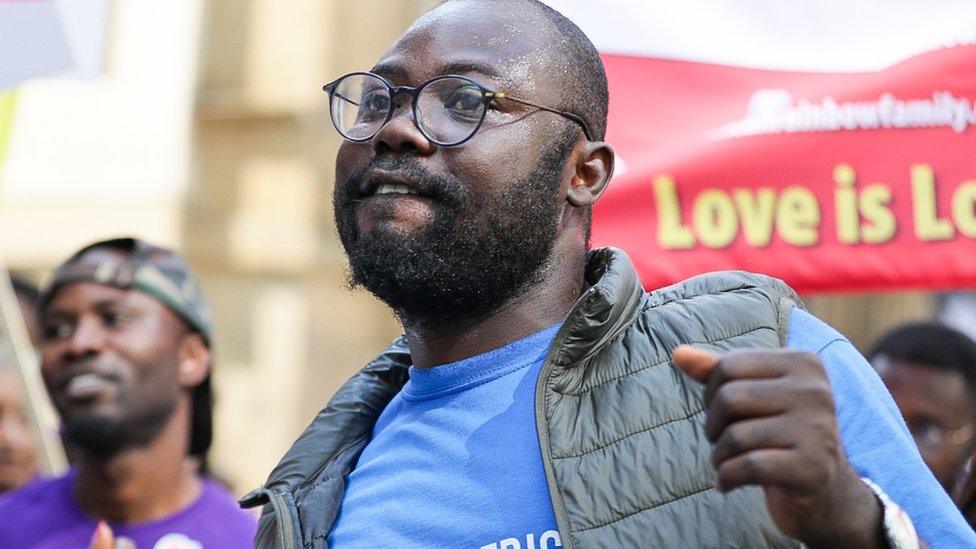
[370,60,505,83]
[45,298,125,320]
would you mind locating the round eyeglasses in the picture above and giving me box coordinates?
[323,72,593,147]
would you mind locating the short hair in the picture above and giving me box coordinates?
[443,0,609,140]
[189,376,214,473]
[868,322,976,394]
[10,275,40,306]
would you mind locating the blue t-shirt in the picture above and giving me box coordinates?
[328,323,562,548]
[329,311,975,548]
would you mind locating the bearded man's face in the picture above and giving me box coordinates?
[39,280,189,455]
[335,131,575,329]
[331,5,581,329]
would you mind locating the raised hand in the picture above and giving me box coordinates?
[672,345,886,548]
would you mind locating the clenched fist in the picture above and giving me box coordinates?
[673,346,887,549]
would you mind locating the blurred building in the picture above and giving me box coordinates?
[0,0,943,493]
[188,0,440,493]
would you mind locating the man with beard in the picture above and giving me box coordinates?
[0,238,256,548]
[242,0,973,547]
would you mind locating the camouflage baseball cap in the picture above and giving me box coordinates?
[38,237,214,344]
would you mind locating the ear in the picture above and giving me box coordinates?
[566,140,614,208]
[176,333,210,389]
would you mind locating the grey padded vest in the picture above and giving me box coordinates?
[242,247,804,548]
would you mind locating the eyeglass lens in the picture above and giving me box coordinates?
[330,74,391,141]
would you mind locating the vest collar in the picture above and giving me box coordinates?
[547,247,645,367]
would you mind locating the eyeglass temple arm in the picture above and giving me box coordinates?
[487,92,594,141]
[323,84,361,107]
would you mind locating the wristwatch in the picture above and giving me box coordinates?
[861,477,920,549]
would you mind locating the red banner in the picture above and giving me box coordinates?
[549,1,976,292]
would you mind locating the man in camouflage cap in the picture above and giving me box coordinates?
[0,237,256,548]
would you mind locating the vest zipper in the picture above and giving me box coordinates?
[534,289,597,549]
[267,490,298,549]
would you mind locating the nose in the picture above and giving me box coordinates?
[371,96,436,156]
[63,315,107,362]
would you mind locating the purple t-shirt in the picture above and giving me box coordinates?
[0,470,257,548]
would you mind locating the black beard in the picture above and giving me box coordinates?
[335,131,576,330]
[62,399,177,456]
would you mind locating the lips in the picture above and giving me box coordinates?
[54,368,120,404]
[65,372,111,400]
[336,159,466,239]
[374,182,421,196]
[356,170,432,201]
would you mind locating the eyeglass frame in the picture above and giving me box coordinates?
[909,420,976,450]
[322,71,594,147]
